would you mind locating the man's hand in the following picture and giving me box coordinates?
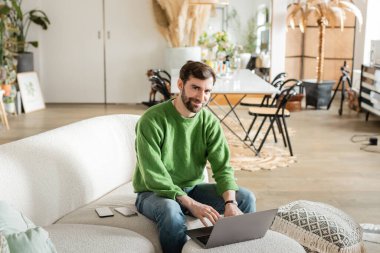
[176,195,221,227]
[224,202,243,217]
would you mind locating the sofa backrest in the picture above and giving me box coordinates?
[0,114,140,226]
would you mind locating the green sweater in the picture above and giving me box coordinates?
[132,99,239,199]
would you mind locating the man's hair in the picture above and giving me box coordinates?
[179,61,216,85]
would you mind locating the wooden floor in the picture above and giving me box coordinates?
[1,101,379,251]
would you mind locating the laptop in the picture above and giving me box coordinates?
[185,208,278,249]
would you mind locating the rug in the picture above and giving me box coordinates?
[221,116,297,172]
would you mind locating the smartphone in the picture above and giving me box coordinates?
[95,207,114,218]
[114,207,138,217]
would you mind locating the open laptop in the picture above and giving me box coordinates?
[185,208,278,249]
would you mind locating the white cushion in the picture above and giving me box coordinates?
[45,224,154,253]
[182,230,306,253]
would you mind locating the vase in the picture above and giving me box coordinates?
[4,102,16,114]
[17,52,34,73]
[165,47,201,72]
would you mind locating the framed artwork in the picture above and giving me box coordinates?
[17,72,45,113]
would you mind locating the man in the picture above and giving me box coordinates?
[133,61,255,253]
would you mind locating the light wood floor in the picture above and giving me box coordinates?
[1,101,379,251]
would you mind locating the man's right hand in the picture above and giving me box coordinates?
[176,195,221,227]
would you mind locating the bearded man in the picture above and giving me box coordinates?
[133,61,256,253]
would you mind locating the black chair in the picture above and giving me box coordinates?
[243,78,302,143]
[246,82,302,156]
[145,69,172,106]
[240,72,287,107]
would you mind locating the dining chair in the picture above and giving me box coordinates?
[240,72,287,107]
[146,69,172,104]
[246,82,302,156]
[243,78,302,144]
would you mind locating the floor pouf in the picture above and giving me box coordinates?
[45,224,155,253]
[182,230,306,253]
[271,200,364,253]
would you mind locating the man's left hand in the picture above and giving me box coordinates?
[224,203,243,217]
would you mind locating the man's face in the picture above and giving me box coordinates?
[178,76,213,113]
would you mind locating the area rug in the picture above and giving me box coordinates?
[221,116,297,172]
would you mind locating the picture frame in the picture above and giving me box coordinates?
[17,72,45,113]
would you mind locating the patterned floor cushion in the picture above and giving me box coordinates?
[271,200,365,253]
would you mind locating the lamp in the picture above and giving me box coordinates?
[286,0,362,82]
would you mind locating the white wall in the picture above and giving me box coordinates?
[361,0,380,66]
[353,0,380,69]
[270,0,287,80]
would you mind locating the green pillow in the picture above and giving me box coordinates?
[0,233,10,253]
[6,227,57,253]
[0,202,33,232]
[0,201,57,253]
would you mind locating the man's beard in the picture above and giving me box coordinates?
[181,91,207,113]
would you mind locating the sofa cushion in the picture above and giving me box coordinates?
[271,200,364,253]
[0,201,57,253]
[45,224,154,253]
[56,182,208,253]
[182,230,306,253]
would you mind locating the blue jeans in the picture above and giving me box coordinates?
[135,184,256,253]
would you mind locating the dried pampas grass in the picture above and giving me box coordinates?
[152,0,212,47]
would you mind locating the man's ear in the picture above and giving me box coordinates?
[177,79,184,91]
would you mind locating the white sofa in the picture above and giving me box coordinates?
[0,114,305,253]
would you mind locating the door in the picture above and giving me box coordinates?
[41,0,105,102]
[104,0,159,103]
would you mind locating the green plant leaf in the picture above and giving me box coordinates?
[28,41,38,48]
[0,5,11,15]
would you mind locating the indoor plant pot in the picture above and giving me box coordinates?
[165,46,201,71]
[17,51,34,72]
[303,79,335,109]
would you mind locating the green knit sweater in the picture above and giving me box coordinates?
[132,99,238,199]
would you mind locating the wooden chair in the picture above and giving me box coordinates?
[240,72,286,107]
[243,79,302,144]
[0,90,10,130]
[246,83,301,156]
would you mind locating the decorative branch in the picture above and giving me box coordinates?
[152,0,213,47]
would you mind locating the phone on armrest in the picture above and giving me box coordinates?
[114,207,138,217]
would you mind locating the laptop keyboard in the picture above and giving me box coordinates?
[197,235,210,245]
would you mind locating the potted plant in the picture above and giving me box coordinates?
[7,0,50,72]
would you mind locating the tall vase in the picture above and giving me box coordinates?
[165,47,201,73]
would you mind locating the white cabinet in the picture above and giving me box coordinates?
[41,0,105,103]
[40,0,164,103]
